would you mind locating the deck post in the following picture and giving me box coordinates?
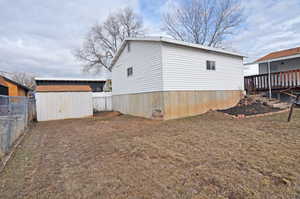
[268,61,272,98]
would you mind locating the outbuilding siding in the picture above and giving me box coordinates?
[162,43,244,91]
[112,41,163,95]
[36,92,93,121]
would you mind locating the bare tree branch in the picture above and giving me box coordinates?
[162,0,243,47]
[10,72,36,89]
[74,7,145,73]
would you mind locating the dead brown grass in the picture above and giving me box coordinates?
[1,110,300,199]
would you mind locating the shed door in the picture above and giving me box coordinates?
[0,85,8,95]
[36,92,93,121]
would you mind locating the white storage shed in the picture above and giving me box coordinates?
[36,85,93,121]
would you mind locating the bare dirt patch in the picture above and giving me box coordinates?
[0,111,300,199]
[93,111,122,119]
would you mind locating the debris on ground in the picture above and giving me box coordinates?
[219,95,285,116]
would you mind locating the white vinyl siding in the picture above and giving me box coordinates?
[36,92,93,121]
[112,40,244,95]
[161,43,244,91]
[112,41,163,95]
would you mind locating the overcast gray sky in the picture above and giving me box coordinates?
[0,0,299,78]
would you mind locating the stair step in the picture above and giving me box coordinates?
[250,94,290,109]
[272,103,290,109]
[268,101,281,105]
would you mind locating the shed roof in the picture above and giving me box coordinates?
[36,85,92,92]
[35,77,107,82]
[256,47,300,63]
[111,37,245,67]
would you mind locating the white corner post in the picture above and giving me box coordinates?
[268,61,272,99]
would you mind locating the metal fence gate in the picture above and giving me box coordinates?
[0,95,35,157]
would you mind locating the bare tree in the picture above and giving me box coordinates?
[162,0,243,47]
[11,72,35,89]
[75,7,145,73]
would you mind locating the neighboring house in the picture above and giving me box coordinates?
[244,47,300,94]
[35,77,107,92]
[257,47,300,74]
[0,75,31,96]
[111,37,244,120]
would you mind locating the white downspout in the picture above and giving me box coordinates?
[268,61,272,98]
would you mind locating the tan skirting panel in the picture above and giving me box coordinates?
[163,90,243,120]
[112,92,164,119]
[112,90,243,120]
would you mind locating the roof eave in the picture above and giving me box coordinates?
[35,77,107,81]
[110,37,245,68]
[110,39,128,68]
[160,37,245,57]
[1,75,32,91]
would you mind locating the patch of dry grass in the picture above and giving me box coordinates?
[0,110,300,199]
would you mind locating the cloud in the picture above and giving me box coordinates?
[138,0,168,36]
[226,0,300,62]
[0,0,299,78]
[0,0,139,78]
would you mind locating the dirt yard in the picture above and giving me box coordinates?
[1,110,300,199]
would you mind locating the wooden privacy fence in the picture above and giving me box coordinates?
[92,92,112,112]
[245,69,300,93]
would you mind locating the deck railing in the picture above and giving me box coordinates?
[244,69,300,92]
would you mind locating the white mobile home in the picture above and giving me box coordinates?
[111,37,244,120]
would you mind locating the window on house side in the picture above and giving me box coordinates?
[127,67,133,77]
[206,60,216,70]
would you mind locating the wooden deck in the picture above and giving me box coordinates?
[245,69,300,93]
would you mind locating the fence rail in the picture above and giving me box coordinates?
[245,69,300,92]
[0,95,35,157]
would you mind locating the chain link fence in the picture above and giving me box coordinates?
[0,95,36,157]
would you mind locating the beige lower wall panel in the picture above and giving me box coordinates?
[112,92,164,119]
[112,90,243,120]
[163,90,242,120]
